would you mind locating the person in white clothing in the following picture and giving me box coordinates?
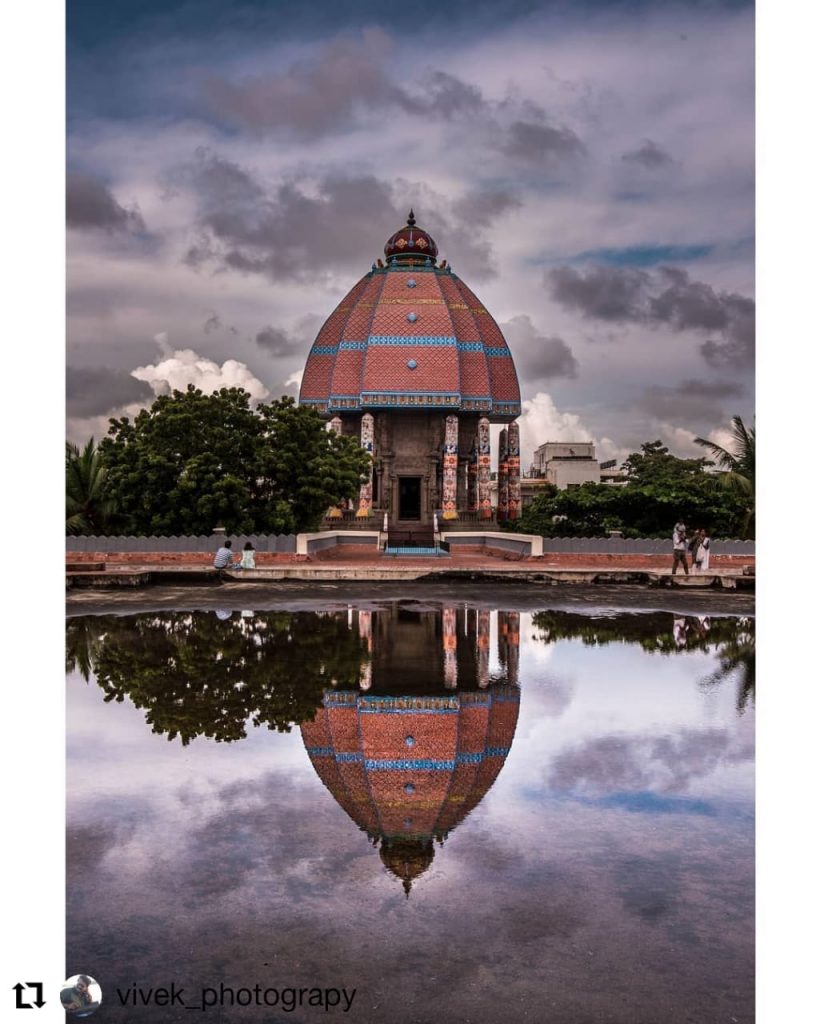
[699,531,711,572]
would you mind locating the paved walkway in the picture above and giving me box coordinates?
[66,549,753,590]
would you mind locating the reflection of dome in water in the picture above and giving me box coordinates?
[301,686,520,894]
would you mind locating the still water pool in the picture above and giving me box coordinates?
[66,600,754,1024]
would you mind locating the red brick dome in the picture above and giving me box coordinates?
[299,214,521,421]
[301,686,520,893]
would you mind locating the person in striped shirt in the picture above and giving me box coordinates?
[213,539,236,569]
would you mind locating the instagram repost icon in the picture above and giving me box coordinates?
[60,975,102,1017]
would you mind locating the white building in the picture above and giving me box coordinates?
[531,441,600,489]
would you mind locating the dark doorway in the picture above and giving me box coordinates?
[398,477,422,520]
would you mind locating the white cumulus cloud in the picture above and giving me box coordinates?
[131,347,270,403]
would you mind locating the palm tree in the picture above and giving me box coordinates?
[694,416,755,537]
[66,438,117,535]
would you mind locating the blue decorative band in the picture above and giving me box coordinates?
[339,340,368,351]
[310,345,338,356]
[485,346,510,357]
[368,335,457,347]
[359,706,459,715]
[306,746,511,767]
[362,390,461,397]
[456,342,484,352]
[365,758,454,771]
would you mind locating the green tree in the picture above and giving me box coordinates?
[515,438,750,538]
[98,387,369,535]
[67,610,369,744]
[694,416,755,537]
[66,438,117,535]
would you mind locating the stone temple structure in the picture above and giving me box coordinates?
[299,212,522,543]
[300,605,521,894]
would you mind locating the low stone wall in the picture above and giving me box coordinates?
[442,532,543,559]
[298,531,381,556]
[66,534,297,553]
[66,551,306,565]
[540,537,754,555]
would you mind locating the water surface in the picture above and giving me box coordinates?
[67,601,754,1023]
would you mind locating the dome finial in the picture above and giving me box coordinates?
[407,208,416,227]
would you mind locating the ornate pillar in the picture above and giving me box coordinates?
[326,417,345,519]
[507,421,521,522]
[443,606,458,689]
[356,413,374,517]
[477,416,492,520]
[358,609,372,690]
[441,414,459,520]
[476,608,490,688]
[498,611,520,687]
[467,442,478,512]
[497,427,509,523]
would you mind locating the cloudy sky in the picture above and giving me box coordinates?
[67,0,754,465]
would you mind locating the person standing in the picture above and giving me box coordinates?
[699,530,711,572]
[672,520,689,575]
[689,528,702,569]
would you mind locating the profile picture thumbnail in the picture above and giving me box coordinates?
[60,975,102,1017]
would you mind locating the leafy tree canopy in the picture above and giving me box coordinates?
[95,387,370,535]
[514,437,751,539]
[67,610,369,744]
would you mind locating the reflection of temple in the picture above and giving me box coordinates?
[301,606,521,894]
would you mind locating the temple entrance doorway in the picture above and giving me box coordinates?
[398,477,422,520]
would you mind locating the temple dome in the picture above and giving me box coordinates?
[299,213,521,421]
[384,209,439,264]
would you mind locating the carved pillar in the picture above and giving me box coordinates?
[467,441,478,512]
[356,413,374,517]
[358,610,372,690]
[498,611,520,687]
[507,421,521,522]
[497,427,509,523]
[507,611,520,686]
[476,608,490,688]
[441,414,459,520]
[443,606,458,689]
[477,416,492,520]
[326,417,345,519]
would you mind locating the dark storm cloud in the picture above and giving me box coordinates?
[501,315,579,381]
[548,265,755,366]
[200,29,583,166]
[500,120,586,165]
[176,150,515,281]
[202,33,490,139]
[452,187,521,227]
[636,378,745,422]
[255,326,301,357]
[621,139,674,169]
[203,31,400,137]
[66,171,146,233]
[549,727,753,796]
[549,265,650,321]
[67,366,154,417]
